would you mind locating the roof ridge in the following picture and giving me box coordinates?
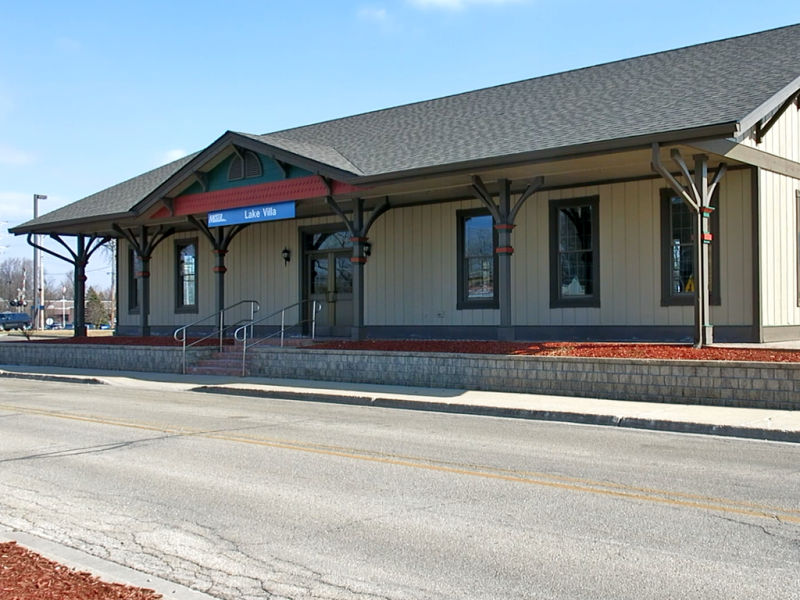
[266,22,800,137]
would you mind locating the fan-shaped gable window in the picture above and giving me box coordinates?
[228,150,262,181]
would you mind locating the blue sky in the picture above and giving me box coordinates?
[1,0,799,288]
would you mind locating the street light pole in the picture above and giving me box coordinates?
[33,194,47,330]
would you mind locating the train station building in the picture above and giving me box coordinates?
[12,24,800,345]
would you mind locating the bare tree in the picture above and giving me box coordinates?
[60,270,74,299]
[0,257,34,310]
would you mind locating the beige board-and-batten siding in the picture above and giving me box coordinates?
[118,215,341,329]
[120,173,753,331]
[759,169,800,328]
[364,171,752,328]
[740,95,800,330]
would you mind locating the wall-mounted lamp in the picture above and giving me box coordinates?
[281,247,291,265]
[363,242,372,257]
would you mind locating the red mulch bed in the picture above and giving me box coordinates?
[9,336,800,362]
[0,541,161,600]
[310,340,800,363]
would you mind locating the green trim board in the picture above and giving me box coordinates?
[179,152,313,197]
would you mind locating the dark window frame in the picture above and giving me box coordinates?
[549,196,601,309]
[660,188,721,307]
[457,208,499,311]
[175,238,199,314]
[127,246,140,315]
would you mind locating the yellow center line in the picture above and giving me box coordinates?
[2,403,799,524]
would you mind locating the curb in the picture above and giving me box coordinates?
[192,385,800,444]
[0,531,219,599]
[0,370,107,385]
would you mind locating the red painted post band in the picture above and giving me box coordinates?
[213,267,228,273]
[496,247,514,254]
[351,257,367,264]
[700,206,715,215]
[494,224,516,230]
[136,271,150,278]
[701,233,713,243]
[213,249,228,256]
[350,237,369,243]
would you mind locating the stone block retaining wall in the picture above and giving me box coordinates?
[248,349,800,411]
[0,344,212,374]
[1,343,798,410]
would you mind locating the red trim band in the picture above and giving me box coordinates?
[351,257,368,264]
[350,237,369,243]
[136,271,150,278]
[213,267,228,273]
[496,246,514,254]
[150,176,366,219]
[494,224,516,230]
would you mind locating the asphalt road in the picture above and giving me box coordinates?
[0,378,798,599]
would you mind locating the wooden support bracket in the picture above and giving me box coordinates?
[188,215,248,252]
[193,172,208,192]
[470,175,543,226]
[161,197,175,216]
[274,159,288,179]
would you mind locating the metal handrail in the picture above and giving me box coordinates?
[234,299,322,376]
[174,300,259,374]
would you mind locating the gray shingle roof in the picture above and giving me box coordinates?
[15,23,800,232]
[270,23,800,176]
[15,153,198,230]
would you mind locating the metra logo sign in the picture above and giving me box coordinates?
[208,201,295,227]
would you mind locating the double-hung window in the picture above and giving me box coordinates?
[176,239,198,313]
[457,209,498,310]
[549,196,600,308]
[660,189,720,306]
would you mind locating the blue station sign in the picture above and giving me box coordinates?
[207,201,295,227]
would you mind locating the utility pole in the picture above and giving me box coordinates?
[32,194,47,330]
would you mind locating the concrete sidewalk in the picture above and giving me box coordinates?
[2,363,800,443]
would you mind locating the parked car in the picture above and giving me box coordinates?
[0,312,32,331]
